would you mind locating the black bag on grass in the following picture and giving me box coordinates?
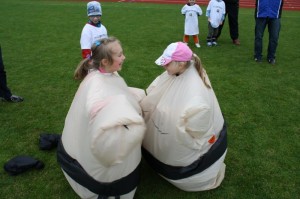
[39,133,61,150]
[4,155,44,175]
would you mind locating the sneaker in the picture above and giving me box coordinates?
[195,43,201,48]
[268,58,276,65]
[207,42,212,47]
[212,41,217,46]
[233,39,240,45]
[254,57,262,63]
[7,95,24,102]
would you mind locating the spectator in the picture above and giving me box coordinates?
[181,0,203,48]
[206,0,226,46]
[217,0,241,45]
[80,1,108,59]
[0,45,23,103]
[254,0,283,64]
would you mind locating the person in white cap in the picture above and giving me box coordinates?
[181,0,203,48]
[140,42,227,191]
[57,37,146,199]
[80,1,108,59]
[206,0,226,46]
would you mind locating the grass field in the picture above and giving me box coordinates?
[0,0,299,198]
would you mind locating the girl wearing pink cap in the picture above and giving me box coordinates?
[141,42,227,191]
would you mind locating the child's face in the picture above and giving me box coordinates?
[89,15,101,24]
[106,41,126,73]
[163,61,185,76]
[189,0,196,5]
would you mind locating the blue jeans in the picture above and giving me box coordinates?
[254,17,281,60]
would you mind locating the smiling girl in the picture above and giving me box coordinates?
[58,37,145,199]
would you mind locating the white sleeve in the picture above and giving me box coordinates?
[197,5,203,16]
[179,96,212,140]
[181,5,187,14]
[128,87,146,103]
[222,3,226,14]
[89,95,145,167]
[80,25,93,49]
[100,25,108,38]
[145,75,161,94]
[206,2,212,17]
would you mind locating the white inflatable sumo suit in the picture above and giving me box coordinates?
[141,63,227,191]
[57,70,145,199]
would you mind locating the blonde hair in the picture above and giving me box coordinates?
[186,53,211,89]
[74,37,120,80]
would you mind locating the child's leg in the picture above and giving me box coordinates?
[183,35,190,43]
[212,28,219,45]
[207,23,213,46]
[193,35,200,47]
[193,35,199,44]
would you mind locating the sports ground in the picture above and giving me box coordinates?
[0,0,299,198]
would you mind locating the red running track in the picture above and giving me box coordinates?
[99,0,300,11]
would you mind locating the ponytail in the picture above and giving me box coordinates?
[192,53,211,89]
[74,58,92,80]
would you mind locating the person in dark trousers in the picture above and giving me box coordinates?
[0,45,23,102]
[254,0,283,65]
[216,0,240,45]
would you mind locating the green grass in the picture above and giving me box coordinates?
[0,0,299,198]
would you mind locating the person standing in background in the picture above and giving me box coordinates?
[206,0,226,47]
[80,1,108,59]
[254,0,283,64]
[181,0,203,48]
[0,45,23,103]
[216,0,240,45]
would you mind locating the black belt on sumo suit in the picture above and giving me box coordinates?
[142,123,227,180]
[57,139,140,199]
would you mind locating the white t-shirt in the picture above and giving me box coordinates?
[80,23,108,49]
[206,0,226,28]
[181,4,203,35]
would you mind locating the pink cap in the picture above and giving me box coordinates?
[155,42,193,66]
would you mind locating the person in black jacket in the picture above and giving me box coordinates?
[216,0,240,45]
[0,45,23,102]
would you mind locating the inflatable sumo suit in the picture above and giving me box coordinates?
[141,63,227,191]
[57,70,145,199]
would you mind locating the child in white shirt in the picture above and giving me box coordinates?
[181,0,203,48]
[80,1,108,58]
[206,0,226,46]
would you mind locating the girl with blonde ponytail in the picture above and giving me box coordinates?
[141,42,227,192]
[192,53,211,88]
[58,37,145,199]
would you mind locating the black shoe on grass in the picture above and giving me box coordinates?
[5,95,24,102]
[268,58,276,65]
[255,57,262,63]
